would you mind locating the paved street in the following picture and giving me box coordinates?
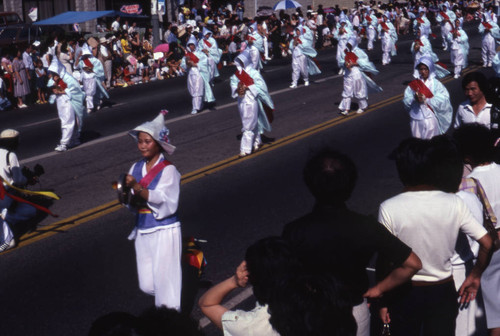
[0,22,494,335]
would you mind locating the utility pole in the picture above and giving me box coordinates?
[151,0,160,47]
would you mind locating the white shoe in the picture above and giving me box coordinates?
[483,64,488,68]
[340,110,349,116]
[55,144,67,152]
[338,69,344,75]
[0,238,15,252]
[488,63,492,67]
[87,108,92,114]
[289,83,297,88]
[356,108,365,114]
[191,110,198,115]
[454,74,460,79]
[239,151,248,157]
[304,81,309,86]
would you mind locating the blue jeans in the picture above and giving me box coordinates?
[0,194,37,226]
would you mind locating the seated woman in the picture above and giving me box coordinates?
[0,129,37,252]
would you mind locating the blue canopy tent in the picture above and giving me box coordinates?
[34,10,147,25]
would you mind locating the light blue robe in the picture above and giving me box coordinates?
[180,50,215,103]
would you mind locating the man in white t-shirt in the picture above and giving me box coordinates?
[378,136,492,336]
[455,72,492,129]
[111,17,120,32]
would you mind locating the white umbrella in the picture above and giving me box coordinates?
[273,0,301,11]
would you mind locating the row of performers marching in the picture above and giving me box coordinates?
[181,23,387,157]
[335,5,500,75]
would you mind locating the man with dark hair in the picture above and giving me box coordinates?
[454,71,492,129]
[199,237,298,335]
[282,148,422,336]
[378,137,493,336]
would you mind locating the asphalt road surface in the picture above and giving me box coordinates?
[0,21,494,336]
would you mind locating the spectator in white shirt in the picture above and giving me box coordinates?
[455,72,492,129]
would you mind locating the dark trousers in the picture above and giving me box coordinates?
[389,281,458,336]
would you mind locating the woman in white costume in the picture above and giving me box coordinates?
[289,26,321,88]
[47,59,85,151]
[403,56,453,139]
[78,45,109,113]
[180,36,215,115]
[125,110,182,310]
[479,14,500,68]
[339,39,382,116]
[447,19,469,78]
[334,19,352,74]
[198,27,222,81]
[230,51,273,157]
[379,14,397,66]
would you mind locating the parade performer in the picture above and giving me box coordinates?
[411,27,449,79]
[198,27,222,82]
[378,14,397,66]
[181,36,215,115]
[334,19,352,74]
[0,129,59,252]
[125,110,182,310]
[0,129,35,252]
[413,9,431,38]
[79,45,109,113]
[47,59,85,152]
[403,56,453,139]
[364,9,378,51]
[289,25,321,89]
[246,33,263,71]
[493,51,500,77]
[436,4,456,51]
[447,19,469,78]
[230,51,274,157]
[339,41,382,115]
[479,14,500,68]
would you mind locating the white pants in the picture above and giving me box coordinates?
[353,299,370,336]
[104,60,113,88]
[135,223,183,310]
[291,53,308,84]
[56,95,77,145]
[238,93,260,154]
[452,263,487,336]
[187,68,204,111]
[381,37,392,65]
[82,72,97,110]
[367,28,376,50]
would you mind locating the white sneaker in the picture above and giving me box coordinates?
[356,108,365,114]
[289,83,297,89]
[0,238,15,252]
[55,144,67,152]
[191,110,198,115]
[488,63,492,67]
[340,110,349,116]
[87,108,92,114]
[304,81,309,86]
[239,151,248,157]
[338,69,344,75]
[454,74,460,79]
